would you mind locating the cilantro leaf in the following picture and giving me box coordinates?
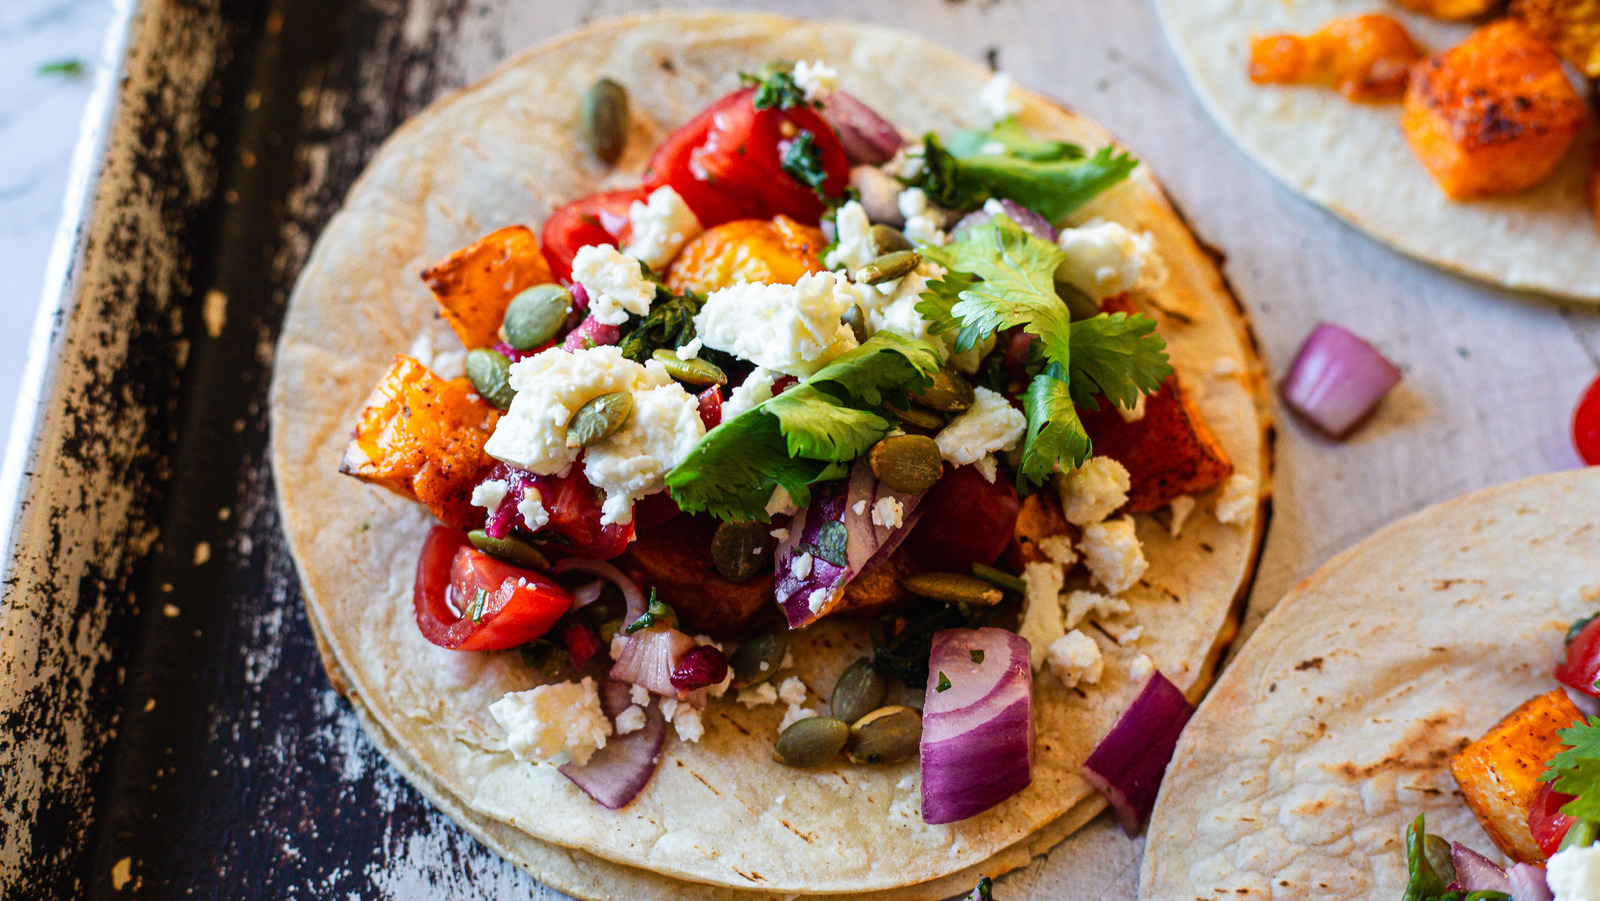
[1542,715,1600,820]
[942,118,1086,162]
[1021,364,1091,483]
[804,330,941,409]
[781,130,829,199]
[919,217,1073,368]
[665,410,835,521]
[907,133,1138,224]
[1067,312,1170,409]
[750,69,809,110]
[766,388,891,461]
[1401,814,1457,901]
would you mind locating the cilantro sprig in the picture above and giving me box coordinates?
[1542,715,1600,821]
[781,130,829,200]
[665,333,943,521]
[907,132,1138,225]
[745,69,811,111]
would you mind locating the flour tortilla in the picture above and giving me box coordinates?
[270,11,1270,895]
[1141,469,1600,899]
[1155,0,1600,301]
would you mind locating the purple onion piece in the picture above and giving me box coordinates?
[818,91,906,166]
[552,556,646,624]
[1506,863,1552,901]
[670,645,729,692]
[559,677,664,809]
[561,315,621,351]
[1079,671,1196,835]
[920,629,1034,825]
[1450,843,1512,894]
[954,199,1057,243]
[1281,322,1402,439]
[609,626,697,696]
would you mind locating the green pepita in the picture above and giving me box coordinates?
[468,530,550,572]
[829,658,889,727]
[899,572,1005,606]
[868,434,942,494]
[856,250,922,285]
[888,403,946,432]
[502,284,572,350]
[582,78,629,165]
[910,369,975,414]
[869,224,913,256]
[466,348,516,410]
[651,349,727,388]
[847,706,922,765]
[566,391,632,448]
[775,716,850,768]
[711,520,771,583]
[842,304,867,344]
[730,628,788,688]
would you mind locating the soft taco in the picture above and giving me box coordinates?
[271,12,1270,897]
[1153,0,1600,301]
[1140,468,1600,900]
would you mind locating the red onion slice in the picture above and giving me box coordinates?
[561,315,621,351]
[553,556,646,625]
[818,92,905,166]
[559,676,664,809]
[954,199,1058,242]
[1450,843,1512,894]
[1080,670,1195,835]
[1507,863,1552,901]
[609,626,697,696]
[920,629,1034,825]
[1281,322,1402,439]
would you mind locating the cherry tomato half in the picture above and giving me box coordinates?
[904,463,1019,572]
[1574,374,1600,466]
[534,467,636,560]
[1530,780,1578,859]
[540,187,646,283]
[1556,615,1600,698]
[413,526,571,651]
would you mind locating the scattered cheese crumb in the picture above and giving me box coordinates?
[935,387,1026,468]
[676,337,703,361]
[610,632,629,661]
[1036,535,1078,568]
[1214,474,1257,526]
[1104,622,1144,646]
[977,71,1022,127]
[1168,495,1197,538]
[1058,456,1130,526]
[489,677,612,766]
[1046,630,1104,689]
[1018,561,1066,671]
[517,489,550,532]
[616,705,648,735]
[738,683,780,708]
[779,704,818,732]
[659,697,679,721]
[673,706,705,743]
[630,684,651,707]
[1128,652,1155,683]
[871,496,905,529]
[853,499,868,516]
[777,676,808,706]
[1116,393,1147,423]
[470,479,509,510]
[1063,590,1131,630]
[625,185,703,271]
[766,485,800,518]
[793,60,838,102]
[572,244,656,325]
[1078,516,1148,595]
[708,668,734,699]
[792,552,814,581]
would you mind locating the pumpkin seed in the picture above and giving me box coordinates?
[651,349,727,388]
[711,520,770,583]
[869,224,913,256]
[502,284,572,350]
[775,716,850,768]
[468,530,550,571]
[888,403,946,432]
[855,250,922,285]
[566,391,632,447]
[899,572,1005,606]
[868,434,942,494]
[829,658,888,727]
[910,369,975,413]
[847,706,922,765]
[466,348,516,410]
[582,78,629,165]
[730,628,788,688]
[842,304,867,344]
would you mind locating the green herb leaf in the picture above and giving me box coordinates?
[802,520,849,567]
[907,133,1137,224]
[38,59,84,76]
[469,588,489,623]
[1401,814,1457,901]
[1066,312,1170,409]
[751,69,809,111]
[618,288,706,362]
[936,671,951,693]
[624,592,677,635]
[1020,363,1091,482]
[941,118,1088,163]
[781,130,829,200]
[1542,716,1600,821]
[963,876,995,901]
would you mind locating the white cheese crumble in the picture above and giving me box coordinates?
[1546,843,1600,901]
[1018,561,1066,671]
[1128,652,1155,683]
[625,185,703,271]
[1117,393,1147,423]
[973,456,1000,483]
[1214,474,1257,526]
[708,668,734,699]
[935,387,1027,468]
[770,527,790,542]
[791,552,815,580]
[488,677,612,767]
[610,632,628,661]
[1058,455,1131,526]
[807,587,831,613]
[738,683,780,708]
[1079,516,1149,595]
[517,489,551,532]
[766,485,800,518]
[470,478,508,511]
[615,705,648,735]
[694,271,860,377]
[672,705,705,743]
[793,60,839,103]
[723,367,780,420]
[1167,495,1197,537]
[824,200,876,275]
[852,499,868,515]
[1063,590,1131,630]
[779,705,818,732]
[571,244,656,326]
[871,496,905,529]
[1046,630,1104,689]
[897,187,948,246]
[1055,220,1152,301]
[1037,535,1078,568]
[630,684,651,707]
[777,676,808,706]
[1106,622,1144,645]
[977,72,1022,127]
[583,382,706,525]
[676,337,703,361]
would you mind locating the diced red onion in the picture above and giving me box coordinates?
[569,282,591,313]
[609,626,698,696]
[492,339,548,363]
[920,628,1034,825]
[559,676,664,809]
[818,92,906,166]
[954,199,1057,243]
[696,386,722,429]
[1507,863,1552,901]
[1080,670,1196,835]
[553,556,646,625]
[670,645,728,692]
[1281,322,1402,439]
[560,619,604,669]
[561,315,621,351]
[569,580,604,609]
[1450,843,1512,894]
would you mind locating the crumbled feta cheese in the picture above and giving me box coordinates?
[792,60,838,103]
[852,499,868,516]
[779,705,818,732]
[1037,535,1078,568]
[676,337,703,361]
[737,683,780,707]
[470,479,508,511]
[871,496,905,529]
[807,587,831,613]
[571,244,656,325]
[484,346,671,476]
[630,684,651,707]
[977,72,1022,127]
[1106,623,1144,645]
[766,485,799,518]
[1546,843,1600,901]
[488,677,612,767]
[708,668,734,699]
[1046,630,1104,689]
[770,527,790,542]
[1212,357,1242,377]
[1058,456,1131,526]
[694,271,860,377]
[1063,590,1131,630]
[615,704,648,735]
[935,387,1027,467]
[1018,561,1066,671]
[517,489,550,532]
[723,367,780,420]
[1055,220,1152,301]
[659,697,679,720]
[1128,652,1155,683]
[673,706,705,743]
[973,456,999,483]
[625,185,703,271]
[1214,474,1257,526]
[824,200,876,274]
[610,632,628,660]
[1079,516,1149,595]
[583,382,706,525]
[897,187,948,246]
[791,552,814,581]
[852,259,949,351]
[777,676,808,706]
[1168,495,1197,537]
[1117,393,1147,423]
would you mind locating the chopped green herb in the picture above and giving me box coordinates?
[749,69,810,110]
[971,562,1027,595]
[624,591,677,635]
[803,520,849,568]
[469,588,489,623]
[1541,716,1600,821]
[1400,814,1452,901]
[936,671,951,692]
[906,132,1137,224]
[1569,614,1598,645]
[963,876,995,901]
[38,59,84,77]
[970,649,985,664]
[780,129,830,199]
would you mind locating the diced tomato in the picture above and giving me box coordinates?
[413,526,571,651]
[560,618,605,669]
[905,463,1019,571]
[1530,780,1578,858]
[696,385,723,429]
[540,187,647,282]
[632,491,681,531]
[642,87,849,228]
[1574,374,1600,466]
[1556,615,1600,698]
[533,467,636,560]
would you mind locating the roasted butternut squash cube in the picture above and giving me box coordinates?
[1514,0,1600,76]
[1015,490,1075,565]
[665,216,827,295]
[421,225,554,350]
[1079,377,1233,513]
[1249,14,1425,101]
[1392,0,1505,20]
[1450,689,1584,864]
[1403,19,1586,199]
[340,355,502,530]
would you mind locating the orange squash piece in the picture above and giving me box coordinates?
[1451,689,1584,864]
[1513,0,1600,77]
[665,216,827,295]
[340,355,502,530]
[1014,490,1075,565]
[421,225,554,350]
[1392,0,1504,20]
[1249,14,1425,101]
[1403,19,1586,199]
[1080,377,1234,513]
